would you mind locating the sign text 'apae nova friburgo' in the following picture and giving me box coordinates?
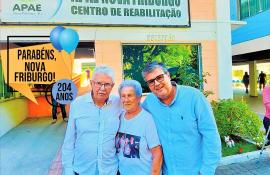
[2,0,190,27]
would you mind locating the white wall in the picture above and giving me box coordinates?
[216,0,233,99]
[232,35,270,56]
[0,22,217,42]
[0,98,28,137]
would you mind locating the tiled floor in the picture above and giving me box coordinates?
[233,88,264,115]
[48,147,63,175]
[0,118,66,175]
[215,157,270,175]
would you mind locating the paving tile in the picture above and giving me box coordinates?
[215,157,270,175]
[0,118,66,175]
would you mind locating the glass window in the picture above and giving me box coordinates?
[240,0,270,19]
[261,0,270,10]
[122,44,201,93]
[249,0,260,15]
[240,0,250,19]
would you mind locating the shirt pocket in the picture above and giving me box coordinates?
[75,114,99,134]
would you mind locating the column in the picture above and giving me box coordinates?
[95,40,122,94]
[216,0,233,99]
[249,61,258,97]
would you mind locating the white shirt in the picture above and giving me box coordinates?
[62,93,122,175]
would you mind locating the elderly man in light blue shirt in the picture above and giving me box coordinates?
[62,66,122,175]
[142,62,221,175]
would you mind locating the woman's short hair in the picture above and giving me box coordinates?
[118,79,142,97]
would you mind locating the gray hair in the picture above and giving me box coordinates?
[92,65,115,82]
[141,61,169,80]
[118,80,142,97]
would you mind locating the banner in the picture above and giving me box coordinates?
[1,0,190,27]
[0,43,75,104]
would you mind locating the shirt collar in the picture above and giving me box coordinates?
[84,91,113,106]
[157,81,179,107]
[169,82,179,106]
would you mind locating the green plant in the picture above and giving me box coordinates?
[221,139,258,157]
[212,99,264,145]
[123,44,201,93]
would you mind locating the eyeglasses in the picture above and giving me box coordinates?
[146,74,165,86]
[92,81,114,89]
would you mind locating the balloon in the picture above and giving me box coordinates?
[50,26,65,51]
[59,29,79,54]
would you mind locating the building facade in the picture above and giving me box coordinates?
[0,0,233,136]
[230,0,270,96]
[1,0,233,99]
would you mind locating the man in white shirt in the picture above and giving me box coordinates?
[62,65,122,175]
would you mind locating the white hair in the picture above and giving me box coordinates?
[92,65,115,82]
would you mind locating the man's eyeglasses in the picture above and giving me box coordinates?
[146,74,165,86]
[92,81,114,89]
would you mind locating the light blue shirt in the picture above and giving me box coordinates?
[62,93,122,175]
[142,85,221,175]
[117,109,160,175]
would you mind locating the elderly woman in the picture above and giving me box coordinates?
[116,80,163,175]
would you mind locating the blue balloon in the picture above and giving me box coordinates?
[59,29,79,54]
[50,26,65,51]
